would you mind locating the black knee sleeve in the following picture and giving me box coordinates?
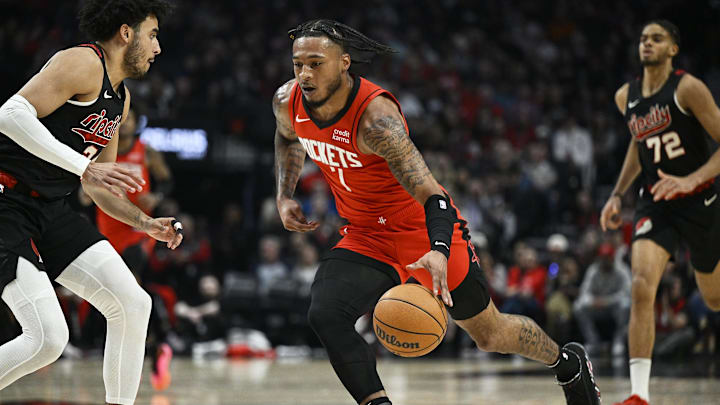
[308,252,398,403]
[308,302,384,402]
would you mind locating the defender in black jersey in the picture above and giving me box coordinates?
[601,20,720,405]
[0,1,179,404]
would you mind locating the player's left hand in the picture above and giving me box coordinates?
[407,250,453,307]
[145,217,183,249]
[651,169,699,201]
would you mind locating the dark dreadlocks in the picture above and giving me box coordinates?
[288,19,397,64]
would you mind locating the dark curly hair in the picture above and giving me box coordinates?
[78,0,175,42]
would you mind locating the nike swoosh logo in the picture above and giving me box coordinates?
[295,115,311,123]
[103,90,113,99]
[705,194,717,207]
[434,241,449,250]
[628,99,640,109]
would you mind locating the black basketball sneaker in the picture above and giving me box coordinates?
[558,342,602,404]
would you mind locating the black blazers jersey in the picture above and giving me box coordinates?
[625,70,712,189]
[0,43,125,200]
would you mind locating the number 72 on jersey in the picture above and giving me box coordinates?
[645,131,685,163]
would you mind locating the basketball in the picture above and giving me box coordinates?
[373,284,448,357]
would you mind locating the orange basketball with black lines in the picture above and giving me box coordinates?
[373,284,448,357]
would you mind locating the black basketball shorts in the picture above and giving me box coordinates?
[632,187,720,273]
[0,187,106,293]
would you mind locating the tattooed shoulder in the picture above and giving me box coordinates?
[358,96,433,196]
[273,79,296,113]
[273,79,297,138]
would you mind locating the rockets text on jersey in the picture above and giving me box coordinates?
[288,75,418,226]
[296,135,362,191]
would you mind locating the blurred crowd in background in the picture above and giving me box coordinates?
[2,0,720,361]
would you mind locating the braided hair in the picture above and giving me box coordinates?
[288,19,397,64]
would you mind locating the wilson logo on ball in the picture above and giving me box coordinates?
[375,325,420,349]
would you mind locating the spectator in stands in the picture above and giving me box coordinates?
[574,243,631,356]
[291,244,319,298]
[254,235,289,297]
[174,274,226,355]
[654,273,694,358]
[502,244,547,321]
[546,256,581,344]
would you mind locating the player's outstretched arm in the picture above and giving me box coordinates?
[272,80,318,233]
[83,173,183,249]
[83,92,181,249]
[357,95,453,306]
[601,83,641,231]
[652,74,720,200]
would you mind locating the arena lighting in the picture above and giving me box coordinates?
[139,127,208,160]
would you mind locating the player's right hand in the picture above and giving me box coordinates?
[81,161,145,198]
[277,198,319,232]
[600,195,622,231]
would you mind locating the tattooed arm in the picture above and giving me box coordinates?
[272,80,318,233]
[358,95,454,306]
[357,96,444,204]
[83,91,182,249]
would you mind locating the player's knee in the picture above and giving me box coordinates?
[631,273,656,305]
[116,285,152,323]
[132,288,153,322]
[35,317,69,363]
[307,305,344,335]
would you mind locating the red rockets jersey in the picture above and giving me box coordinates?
[289,76,421,227]
[96,138,152,253]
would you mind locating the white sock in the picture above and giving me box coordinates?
[629,358,651,401]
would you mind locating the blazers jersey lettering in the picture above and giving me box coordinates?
[0,43,124,199]
[625,70,712,190]
[288,76,420,225]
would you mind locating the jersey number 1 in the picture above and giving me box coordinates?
[645,131,686,163]
[329,167,352,192]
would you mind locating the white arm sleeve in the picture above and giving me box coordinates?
[0,94,91,177]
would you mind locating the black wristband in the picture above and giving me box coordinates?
[424,194,455,259]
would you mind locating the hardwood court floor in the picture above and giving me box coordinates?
[0,357,719,405]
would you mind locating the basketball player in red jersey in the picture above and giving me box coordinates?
[94,107,175,391]
[602,20,720,405]
[0,1,181,404]
[97,107,172,265]
[273,19,601,405]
